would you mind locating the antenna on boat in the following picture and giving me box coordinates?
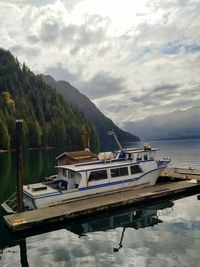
[108,129,123,150]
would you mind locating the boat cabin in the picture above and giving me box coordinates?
[55,145,158,191]
[56,150,98,165]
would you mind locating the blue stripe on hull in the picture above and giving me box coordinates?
[79,178,133,191]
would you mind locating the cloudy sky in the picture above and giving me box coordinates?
[1,0,200,127]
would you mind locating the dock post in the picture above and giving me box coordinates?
[16,119,24,212]
[81,131,90,150]
[19,239,29,267]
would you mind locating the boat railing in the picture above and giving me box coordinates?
[45,174,57,181]
[1,192,18,214]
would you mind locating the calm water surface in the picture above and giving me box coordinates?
[1,140,200,266]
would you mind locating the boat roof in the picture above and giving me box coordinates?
[55,150,97,160]
[56,159,139,173]
[118,148,158,153]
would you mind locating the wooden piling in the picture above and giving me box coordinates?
[16,119,24,213]
[81,131,90,150]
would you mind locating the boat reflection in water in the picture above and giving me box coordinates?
[67,200,174,236]
[66,200,174,252]
[0,198,175,265]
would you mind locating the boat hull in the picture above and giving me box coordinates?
[24,167,164,209]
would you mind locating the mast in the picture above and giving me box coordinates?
[113,227,126,252]
[108,129,123,150]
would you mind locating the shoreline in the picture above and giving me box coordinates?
[0,149,10,154]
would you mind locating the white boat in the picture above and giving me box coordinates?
[23,142,171,210]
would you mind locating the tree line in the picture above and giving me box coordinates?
[0,48,99,151]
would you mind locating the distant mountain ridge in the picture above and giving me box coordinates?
[124,107,200,141]
[42,75,140,147]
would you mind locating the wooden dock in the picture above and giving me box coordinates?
[160,166,200,181]
[4,179,200,232]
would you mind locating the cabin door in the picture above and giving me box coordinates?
[68,170,75,189]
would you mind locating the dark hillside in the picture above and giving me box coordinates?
[0,48,98,150]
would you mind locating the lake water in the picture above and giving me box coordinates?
[1,139,200,266]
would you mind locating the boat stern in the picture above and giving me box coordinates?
[23,183,59,210]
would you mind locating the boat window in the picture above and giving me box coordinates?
[137,154,142,161]
[130,165,142,174]
[118,151,125,159]
[111,167,128,178]
[127,153,133,160]
[113,214,131,226]
[88,170,108,181]
[144,153,148,160]
[62,169,67,177]
[149,151,155,160]
[68,170,75,179]
[90,218,110,230]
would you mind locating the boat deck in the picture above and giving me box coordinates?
[4,180,200,232]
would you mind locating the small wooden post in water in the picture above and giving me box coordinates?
[16,119,24,212]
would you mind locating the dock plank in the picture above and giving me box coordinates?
[4,180,200,232]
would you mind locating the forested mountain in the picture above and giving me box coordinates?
[124,107,200,141]
[42,75,140,147]
[0,48,99,150]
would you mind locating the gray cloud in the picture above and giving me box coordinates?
[26,34,40,44]
[80,71,126,100]
[63,0,85,11]
[6,0,55,6]
[39,20,61,44]
[35,14,109,55]
[153,83,181,92]
[70,25,108,54]
[6,0,85,10]
[46,64,78,84]
[129,83,200,118]
[10,44,41,57]
[130,83,181,104]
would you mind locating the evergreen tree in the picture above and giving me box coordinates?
[0,119,10,149]
[27,120,42,147]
